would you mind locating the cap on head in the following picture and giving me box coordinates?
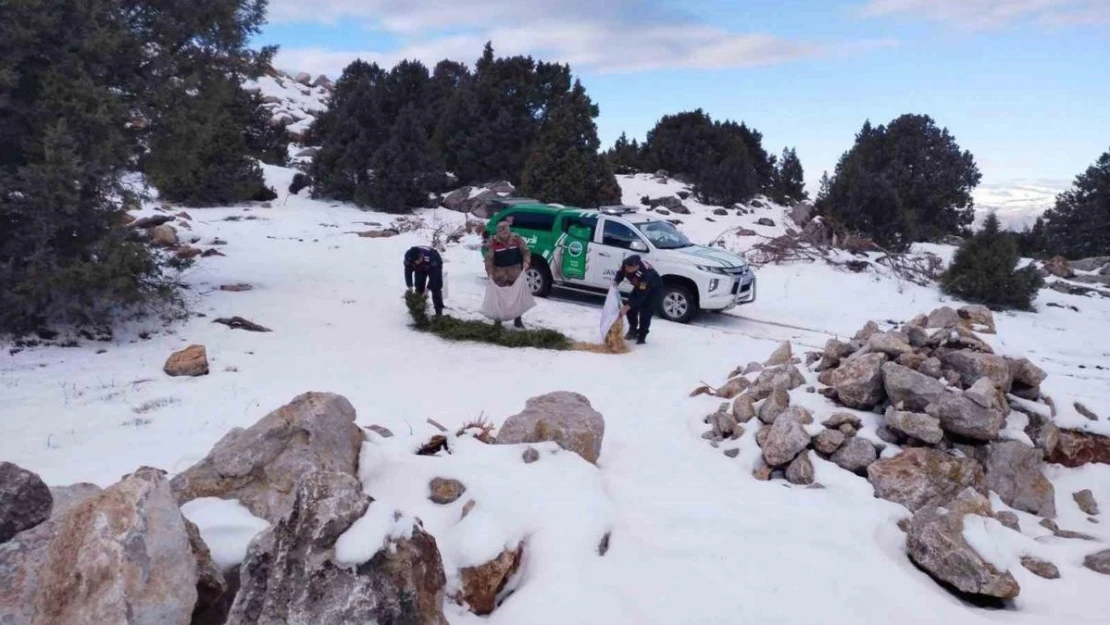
[622,254,642,268]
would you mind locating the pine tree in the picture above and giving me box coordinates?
[145,73,274,206]
[941,213,1043,310]
[368,106,442,212]
[772,147,808,204]
[817,114,981,250]
[521,82,621,207]
[1042,148,1110,259]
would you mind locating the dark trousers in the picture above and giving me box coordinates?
[626,293,662,339]
[414,271,443,314]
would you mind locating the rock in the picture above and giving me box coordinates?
[365,424,394,438]
[757,387,791,424]
[1084,550,1110,574]
[755,426,770,448]
[130,214,175,229]
[964,377,998,409]
[1075,402,1100,421]
[151,223,178,247]
[0,467,199,625]
[854,320,881,342]
[295,147,319,158]
[1006,358,1046,399]
[748,365,805,400]
[974,441,1056,518]
[752,460,773,481]
[756,217,775,227]
[1043,256,1075,278]
[220,283,253,292]
[312,74,333,89]
[496,392,605,465]
[1020,557,1060,580]
[882,361,947,408]
[0,462,52,543]
[712,208,728,216]
[867,333,913,358]
[164,344,209,377]
[904,325,929,348]
[724,448,740,458]
[47,483,102,518]
[926,306,961,329]
[522,448,540,464]
[709,410,742,439]
[765,342,793,367]
[294,71,312,85]
[925,393,1006,442]
[761,407,813,467]
[829,353,888,409]
[906,488,1020,600]
[459,543,524,615]
[884,408,944,445]
[813,429,847,455]
[958,305,996,333]
[1074,489,1099,515]
[186,517,233,625]
[996,511,1021,532]
[875,425,903,445]
[839,424,858,437]
[226,472,448,625]
[716,376,749,399]
[732,394,757,423]
[442,186,473,212]
[823,413,863,430]
[670,203,691,215]
[171,392,364,523]
[1070,256,1110,272]
[785,451,815,485]
[936,350,1012,392]
[908,313,929,328]
[790,202,814,226]
[920,357,943,379]
[831,437,877,474]
[895,353,926,371]
[743,362,764,375]
[429,478,467,505]
[867,448,987,512]
[1046,429,1110,467]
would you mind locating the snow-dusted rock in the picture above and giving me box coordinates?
[866,332,913,358]
[171,392,364,523]
[813,429,846,455]
[442,186,473,212]
[996,511,1020,532]
[830,437,877,474]
[761,406,812,467]
[0,462,51,543]
[1074,489,1100,516]
[497,392,605,465]
[925,306,960,329]
[1020,556,1060,579]
[757,387,791,424]
[716,376,749,399]
[164,344,209,377]
[977,441,1056,519]
[186,516,233,625]
[0,467,199,625]
[822,413,862,430]
[458,543,524,615]
[925,393,1005,442]
[827,352,888,410]
[854,320,881,342]
[732,394,757,423]
[867,448,986,512]
[1085,550,1110,575]
[964,377,998,409]
[958,305,996,333]
[429,478,467,505]
[765,341,793,367]
[906,489,1020,600]
[151,223,178,247]
[883,408,944,445]
[226,472,448,625]
[1046,428,1110,467]
[936,349,1012,391]
[1043,256,1074,278]
[785,451,815,485]
[47,483,101,518]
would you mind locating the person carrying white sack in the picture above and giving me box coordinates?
[483,221,533,328]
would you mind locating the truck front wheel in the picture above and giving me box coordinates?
[524,263,553,297]
[659,283,696,324]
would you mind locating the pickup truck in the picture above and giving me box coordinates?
[482,201,756,323]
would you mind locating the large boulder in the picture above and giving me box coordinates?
[164,344,209,377]
[0,467,199,625]
[867,448,987,512]
[171,392,365,524]
[1043,256,1074,278]
[441,187,474,212]
[882,363,947,412]
[0,462,52,543]
[748,365,806,401]
[757,387,791,424]
[765,342,793,367]
[906,489,1019,600]
[1046,429,1110,467]
[866,333,913,358]
[186,517,234,625]
[926,306,960,329]
[458,543,524,615]
[761,406,813,467]
[813,429,847,455]
[828,353,888,410]
[925,393,1005,442]
[958,305,996,333]
[976,441,1056,518]
[936,349,1012,391]
[226,472,448,625]
[883,408,943,445]
[497,392,605,465]
[830,437,877,474]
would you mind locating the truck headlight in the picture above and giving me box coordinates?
[696,265,729,275]
[709,278,719,292]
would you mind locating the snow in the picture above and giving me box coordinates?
[2,166,1110,624]
[962,513,1017,571]
[180,497,269,570]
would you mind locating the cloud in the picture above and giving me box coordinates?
[858,0,1110,29]
[267,0,881,75]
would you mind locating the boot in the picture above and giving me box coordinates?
[624,329,637,341]
[513,317,524,329]
[636,335,647,345]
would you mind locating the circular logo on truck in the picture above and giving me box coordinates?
[568,241,584,257]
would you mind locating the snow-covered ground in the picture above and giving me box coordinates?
[2,167,1109,624]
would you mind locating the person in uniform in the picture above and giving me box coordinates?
[484,220,532,328]
[613,254,663,344]
[404,245,444,317]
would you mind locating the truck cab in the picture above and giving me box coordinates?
[482,202,756,323]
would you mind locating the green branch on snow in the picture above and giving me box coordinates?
[404,291,572,350]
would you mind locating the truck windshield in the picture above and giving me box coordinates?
[635,220,694,249]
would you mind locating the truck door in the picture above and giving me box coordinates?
[587,218,646,289]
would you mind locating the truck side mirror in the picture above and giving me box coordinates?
[630,240,648,253]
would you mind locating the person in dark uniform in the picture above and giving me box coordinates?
[404,246,444,317]
[613,254,663,344]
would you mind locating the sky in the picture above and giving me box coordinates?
[257,0,1110,194]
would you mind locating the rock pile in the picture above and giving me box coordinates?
[696,305,1110,601]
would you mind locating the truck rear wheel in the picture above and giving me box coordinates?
[660,283,696,324]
